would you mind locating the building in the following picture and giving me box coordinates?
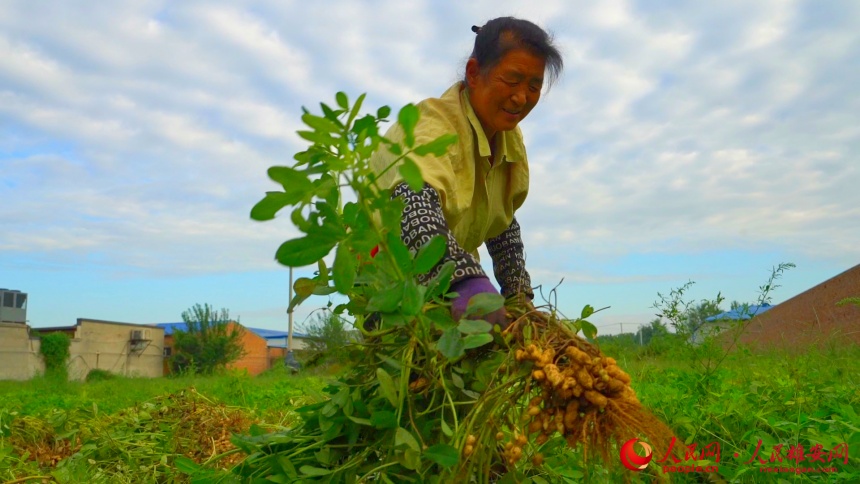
[694,304,774,343]
[0,288,27,325]
[0,288,166,381]
[721,264,860,350]
[32,319,165,380]
[0,288,40,380]
[158,322,309,376]
[1,317,165,381]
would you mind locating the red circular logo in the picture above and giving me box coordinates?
[620,438,653,471]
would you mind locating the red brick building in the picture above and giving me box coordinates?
[723,264,860,351]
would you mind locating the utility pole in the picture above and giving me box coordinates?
[288,266,294,352]
[285,267,300,370]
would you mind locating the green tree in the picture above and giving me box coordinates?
[686,300,724,336]
[635,318,669,346]
[302,311,355,365]
[170,304,245,375]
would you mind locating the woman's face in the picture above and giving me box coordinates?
[466,48,546,141]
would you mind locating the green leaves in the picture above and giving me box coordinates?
[414,134,458,157]
[275,202,345,268]
[437,327,465,360]
[386,231,412,275]
[251,192,300,221]
[370,411,398,429]
[367,282,404,312]
[413,236,446,274]
[336,92,348,110]
[302,113,341,133]
[581,304,595,319]
[441,318,496,355]
[395,427,420,452]
[376,368,399,408]
[464,293,505,318]
[425,261,456,298]
[423,444,459,469]
[581,319,598,340]
[398,104,419,148]
[579,305,598,339]
[436,328,466,360]
[462,333,494,350]
[299,465,332,477]
[347,93,365,128]
[438,301,498,360]
[276,236,337,268]
[250,167,313,221]
[401,282,425,317]
[173,456,200,475]
[293,278,316,298]
[332,243,356,293]
[457,319,492,334]
[398,157,424,192]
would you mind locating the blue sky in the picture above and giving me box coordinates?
[2,1,858,335]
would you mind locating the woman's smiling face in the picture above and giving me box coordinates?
[466,48,546,141]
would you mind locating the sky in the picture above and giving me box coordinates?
[2,0,858,336]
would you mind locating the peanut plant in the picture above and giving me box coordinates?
[240,93,619,482]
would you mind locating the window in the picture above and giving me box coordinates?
[2,292,12,308]
[15,293,26,309]
[163,347,172,357]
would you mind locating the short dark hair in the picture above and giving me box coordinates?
[469,17,563,88]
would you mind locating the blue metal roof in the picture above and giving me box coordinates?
[705,303,773,322]
[249,327,309,339]
[156,322,187,336]
[156,322,307,338]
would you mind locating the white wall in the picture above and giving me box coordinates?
[67,319,165,379]
[0,323,44,380]
[0,319,165,381]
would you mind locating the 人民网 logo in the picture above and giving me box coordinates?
[620,438,653,471]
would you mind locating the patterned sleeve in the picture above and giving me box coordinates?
[485,217,533,298]
[392,182,486,285]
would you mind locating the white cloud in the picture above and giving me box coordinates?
[1,0,858,329]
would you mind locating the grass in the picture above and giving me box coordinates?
[0,369,329,483]
[1,343,858,483]
[0,369,326,417]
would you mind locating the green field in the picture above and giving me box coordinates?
[1,344,858,483]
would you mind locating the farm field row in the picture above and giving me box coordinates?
[1,345,858,483]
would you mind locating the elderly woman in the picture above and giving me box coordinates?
[371,17,563,327]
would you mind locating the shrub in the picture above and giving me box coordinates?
[301,312,354,366]
[170,304,245,375]
[85,369,115,382]
[39,332,71,380]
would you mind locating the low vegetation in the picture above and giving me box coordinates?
[38,333,71,381]
[0,343,857,483]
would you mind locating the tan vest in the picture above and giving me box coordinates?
[371,82,530,259]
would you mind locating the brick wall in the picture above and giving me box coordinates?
[726,264,860,351]
[230,325,270,375]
